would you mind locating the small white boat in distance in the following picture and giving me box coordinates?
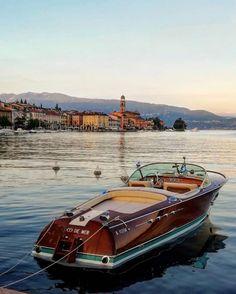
[14,128,28,134]
[190,128,198,132]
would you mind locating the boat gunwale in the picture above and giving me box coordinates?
[206,170,228,181]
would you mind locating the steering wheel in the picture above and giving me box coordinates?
[142,172,158,184]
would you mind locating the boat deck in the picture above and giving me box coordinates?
[70,190,168,226]
[95,198,155,214]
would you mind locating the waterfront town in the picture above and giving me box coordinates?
[0,95,166,131]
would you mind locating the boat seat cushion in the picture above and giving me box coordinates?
[128,180,153,188]
[95,199,156,213]
[163,182,198,193]
[108,190,167,203]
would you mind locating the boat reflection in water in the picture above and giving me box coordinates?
[36,217,227,293]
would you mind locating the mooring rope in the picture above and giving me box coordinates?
[1,216,118,289]
[0,218,56,277]
[0,252,31,278]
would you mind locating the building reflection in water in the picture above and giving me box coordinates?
[118,132,129,182]
[118,132,126,166]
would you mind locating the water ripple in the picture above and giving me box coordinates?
[0,130,236,293]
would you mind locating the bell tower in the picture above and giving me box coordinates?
[120,95,125,129]
[120,95,126,113]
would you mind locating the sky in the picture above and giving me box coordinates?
[0,0,235,114]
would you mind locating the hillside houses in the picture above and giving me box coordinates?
[0,96,154,131]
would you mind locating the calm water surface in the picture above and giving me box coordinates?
[0,130,236,293]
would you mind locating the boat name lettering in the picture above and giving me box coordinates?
[65,227,90,235]
[81,229,90,235]
[115,228,128,235]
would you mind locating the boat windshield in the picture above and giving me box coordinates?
[129,162,209,185]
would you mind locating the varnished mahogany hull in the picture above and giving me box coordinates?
[32,172,225,269]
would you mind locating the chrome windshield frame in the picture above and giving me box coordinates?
[128,162,208,183]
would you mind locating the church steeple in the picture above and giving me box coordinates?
[120,95,126,113]
[120,95,126,130]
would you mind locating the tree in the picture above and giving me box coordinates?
[20,98,23,104]
[24,99,27,104]
[173,118,187,131]
[151,117,165,130]
[14,116,26,129]
[27,119,40,129]
[55,103,61,111]
[0,116,12,127]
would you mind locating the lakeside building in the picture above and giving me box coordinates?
[0,101,63,129]
[111,95,152,130]
[0,104,12,124]
[30,108,47,121]
[108,115,120,130]
[0,97,155,131]
[44,110,62,129]
[71,112,83,129]
[83,112,109,130]
[61,112,70,128]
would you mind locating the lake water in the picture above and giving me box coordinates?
[0,130,236,293]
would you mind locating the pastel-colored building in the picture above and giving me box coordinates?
[61,112,71,127]
[71,112,83,128]
[110,95,152,130]
[44,110,62,128]
[30,109,46,121]
[108,115,120,130]
[83,112,109,130]
[0,105,12,124]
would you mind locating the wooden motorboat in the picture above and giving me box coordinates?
[32,158,227,269]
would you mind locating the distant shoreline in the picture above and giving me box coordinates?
[1,128,236,136]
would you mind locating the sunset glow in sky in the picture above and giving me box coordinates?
[0,0,235,114]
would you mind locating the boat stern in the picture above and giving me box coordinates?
[32,213,116,269]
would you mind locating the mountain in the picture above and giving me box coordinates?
[217,113,236,118]
[1,92,236,129]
